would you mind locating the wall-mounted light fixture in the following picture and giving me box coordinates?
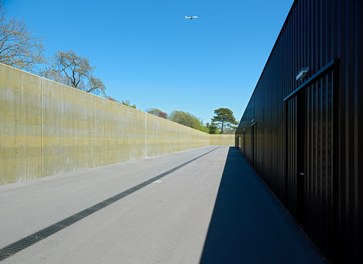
[296,66,310,81]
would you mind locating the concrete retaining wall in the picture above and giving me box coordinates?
[0,63,234,184]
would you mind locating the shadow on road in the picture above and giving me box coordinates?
[199,147,325,264]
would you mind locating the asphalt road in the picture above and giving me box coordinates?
[0,146,325,263]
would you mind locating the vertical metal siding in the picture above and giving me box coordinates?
[303,71,335,256]
[236,0,363,263]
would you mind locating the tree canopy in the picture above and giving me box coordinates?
[212,107,238,134]
[169,111,207,132]
[0,5,45,72]
[206,122,219,134]
[146,108,168,119]
[42,50,106,96]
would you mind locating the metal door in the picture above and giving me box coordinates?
[285,61,338,257]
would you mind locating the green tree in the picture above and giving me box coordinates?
[0,4,45,72]
[169,110,207,132]
[206,122,219,134]
[212,108,238,134]
[42,50,106,96]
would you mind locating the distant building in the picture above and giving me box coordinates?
[235,0,362,263]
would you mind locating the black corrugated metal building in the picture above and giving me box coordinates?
[235,0,362,263]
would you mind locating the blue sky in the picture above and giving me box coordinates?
[3,0,293,124]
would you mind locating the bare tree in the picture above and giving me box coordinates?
[43,50,106,96]
[0,5,45,72]
[121,99,136,108]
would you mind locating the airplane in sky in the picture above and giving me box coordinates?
[185,16,198,20]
